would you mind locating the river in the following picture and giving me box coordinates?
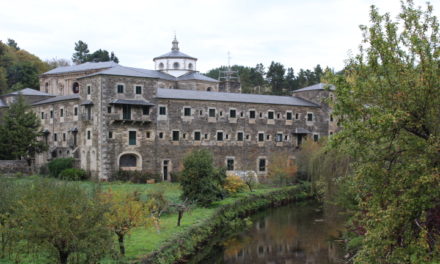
[188,201,346,264]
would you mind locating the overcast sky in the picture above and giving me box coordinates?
[1,0,436,73]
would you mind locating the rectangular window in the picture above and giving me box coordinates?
[159,106,167,115]
[86,107,92,120]
[129,131,136,145]
[146,131,151,138]
[249,110,256,119]
[50,110,53,118]
[107,106,112,113]
[209,108,216,117]
[63,133,66,141]
[268,111,274,119]
[74,107,78,116]
[172,131,180,141]
[159,132,164,139]
[258,133,264,142]
[330,114,334,122]
[123,105,131,120]
[109,131,113,139]
[87,85,91,95]
[41,112,44,119]
[194,131,201,141]
[143,106,150,115]
[237,132,244,141]
[117,84,124,93]
[184,107,191,116]
[229,109,236,118]
[313,134,319,142]
[204,134,209,139]
[307,113,313,121]
[259,159,266,172]
[286,112,292,120]
[135,85,142,94]
[87,130,91,140]
[275,133,283,142]
[60,108,64,117]
[227,159,234,171]
[54,133,57,141]
[217,131,223,141]
[295,113,299,120]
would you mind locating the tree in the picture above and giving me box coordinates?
[72,40,90,64]
[0,95,47,161]
[17,180,112,264]
[180,149,226,207]
[284,67,297,92]
[267,152,297,186]
[6,39,19,50]
[328,1,440,262]
[266,61,286,95]
[101,190,153,256]
[243,171,258,192]
[45,58,71,69]
[6,61,39,89]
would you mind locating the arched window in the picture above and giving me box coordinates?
[207,87,212,92]
[159,62,164,70]
[173,62,180,69]
[72,82,79,94]
[119,154,137,167]
[188,63,193,70]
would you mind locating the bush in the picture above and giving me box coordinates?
[47,158,75,178]
[59,168,88,181]
[224,175,246,194]
[110,170,161,183]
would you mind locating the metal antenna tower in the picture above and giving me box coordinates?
[219,51,239,82]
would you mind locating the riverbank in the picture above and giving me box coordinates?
[137,183,311,264]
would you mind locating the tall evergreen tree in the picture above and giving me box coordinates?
[266,61,285,95]
[72,40,90,64]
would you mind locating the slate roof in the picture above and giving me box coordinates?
[43,61,118,75]
[79,65,177,81]
[4,88,53,97]
[32,94,80,106]
[177,72,219,83]
[110,99,155,106]
[156,88,319,107]
[293,83,335,92]
[153,50,197,60]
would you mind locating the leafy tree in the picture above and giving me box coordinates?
[180,149,226,207]
[72,40,90,64]
[17,180,113,264]
[101,190,153,256]
[284,67,297,91]
[327,1,440,262]
[6,61,39,89]
[267,152,297,186]
[6,39,19,50]
[266,61,286,95]
[0,95,46,160]
[45,58,71,69]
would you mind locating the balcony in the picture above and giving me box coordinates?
[109,113,152,125]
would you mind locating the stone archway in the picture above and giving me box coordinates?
[117,152,142,171]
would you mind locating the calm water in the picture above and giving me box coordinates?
[190,201,345,264]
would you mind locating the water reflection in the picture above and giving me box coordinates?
[192,201,345,264]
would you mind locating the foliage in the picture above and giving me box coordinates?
[267,152,297,186]
[47,158,75,178]
[180,149,226,207]
[45,58,71,68]
[16,179,113,264]
[72,40,119,64]
[327,1,440,262]
[266,61,286,95]
[242,171,258,192]
[0,95,47,160]
[100,189,154,256]
[59,168,88,181]
[110,170,161,183]
[223,175,246,194]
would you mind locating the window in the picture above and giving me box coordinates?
[107,106,112,113]
[123,105,131,120]
[313,134,319,142]
[258,133,264,142]
[50,110,53,118]
[135,85,142,94]
[276,133,283,142]
[173,62,180,69]
[277,113,281,119]
[204,134,209,139]
[240,112,244,117]
[217,131,224,141]
[227,159,234,171]
[72,82,79,94]
[172,131,180,141]
[87,85,91,95]
[209,108,216,117]
[307,113,314,122]
[63,133,66,141]
[249,110,256,119]
[268,111,274,119]
[295,113,299,120]
[146,131,151,138]
[266,135,270,140]
[159,62,164,70]
[199,110,203,116]
[159,132,164,139]
[60,108,64,117]
[183,133,187,139]
[74,107,78,116]
[117,84,124,93]
[207,87,212,91]
[286,112,292,120]
[109,131,113,139]
[143,106,150,115]
[184,107,191,116]
[159,106,167,115]
[129,131,136,145]
[330,114,334,122]
[54,133,57,141]
[188,63,193,70]
[194,131,201,141]
[41,112,44,119]
[120,154,137,167]
[237,132,244,141]
[219,111,223,117]
[259,112,263,118]
[258,158,266,172]
[87,130,91,140]
[229,109,236,118]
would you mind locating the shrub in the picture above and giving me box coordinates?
[110,170,161,183]
[47,158,75,178]
[59,168,88,181]
[223,175,246,194]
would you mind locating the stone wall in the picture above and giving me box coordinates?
[0,160,32,175]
